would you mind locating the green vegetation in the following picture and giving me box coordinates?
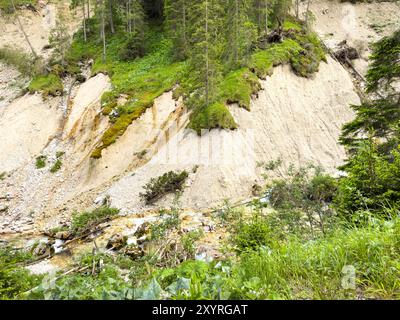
[188,102,238,135]
[65,27,186,158]
[70,206,119,236]
[338,29,400,219]
[58,1,325,157]
[140,170,189,204]
[50,160,62,173]
[35,155,47,169]
[219,68,261,111]
[50,152,64,173]
[0,0,37,14]
[0,245,42,300]
[28,73,63,97]
[0,46,42,76]
[0,172,6,180]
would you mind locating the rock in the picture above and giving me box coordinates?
[33,242,52,256]
[0,205,8,212]
[136,235,148,245]
[106,234,128,250]
[134,222,151,238]
[123,244,144,260]
[54,230,73,240]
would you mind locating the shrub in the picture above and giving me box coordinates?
[140,171,189,204]
[35,155,47,169]
[50,160,62,173]
[232,216,275,252]
[0,246,42,299]
[71,206,119,235]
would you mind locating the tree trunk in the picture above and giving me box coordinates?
[182,1,187,54]
[305,0,311,28]
[11,0,37,58]
[205,0,209,106]
[265,0,268,34]
[82,0,87,42]
[234,0,238,64]
[87,0,90,18]
[101,1,106,62]
[108,0,115,34]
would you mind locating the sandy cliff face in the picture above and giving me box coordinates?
[306,0,400,75]
[2,0,396,233]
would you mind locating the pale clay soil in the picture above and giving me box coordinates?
[0,1,397,262]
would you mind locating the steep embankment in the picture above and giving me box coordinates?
[105,56,359,214]
[307,0,400,75]
[3,0,395,233]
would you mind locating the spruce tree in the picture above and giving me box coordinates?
[187,0,224,109]
[224,0,256,69]
[164,0,189,60]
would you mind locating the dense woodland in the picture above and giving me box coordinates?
[0,0,399,300]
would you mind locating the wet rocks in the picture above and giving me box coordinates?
[32,241,54,256]
[54,230,73,240]
[134,222,151,238]
[122,244,144,260]
[106,234,128,250]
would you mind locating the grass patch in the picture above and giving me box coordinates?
[35,155,46,169]
[0,0,37,13]
[219,68,261,111]
[249,38,303,78]
[188,102,237,135]
[0,46,41,76]
[28,73,63,97]
[140,171,189,204]
[66,26,185,159]
[71,206,119,236]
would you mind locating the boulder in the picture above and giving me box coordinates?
[123,245,144,260]
[134,222,151,238]
[106,234,128,250]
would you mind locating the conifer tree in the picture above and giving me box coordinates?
[164,0,189,60]
[187,0,224,108]
[225,0,256,69]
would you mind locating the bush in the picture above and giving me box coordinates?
[71,206,119,235]
[0,246,42,299]
[35,155,47,169]
[232,216,275,252]
[140,171,189,204]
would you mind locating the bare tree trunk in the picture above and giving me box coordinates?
[11,0,37,58]
[234,0,238,64]
[108,0,115,34]
[82,0,87,42]
[205,0,209,106]
[182,1,187,54]
[101,1,106,62]
[265,0,268,34]
[305,0,311,28]
[295,0,299,19]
